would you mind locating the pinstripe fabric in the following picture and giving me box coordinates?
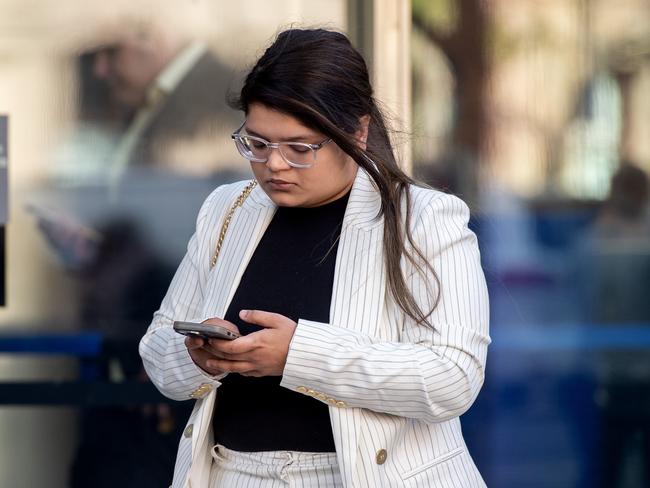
[209,445,342,487]
[139,167,490,488]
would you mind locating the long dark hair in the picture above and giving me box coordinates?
[231,28,439,328]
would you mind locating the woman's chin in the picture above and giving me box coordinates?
[265,190,303,207]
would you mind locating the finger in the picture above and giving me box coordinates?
[209,335,258,355]
[201,343,240,361]
[207,359,256,375]
[240,370,264,378]
[185,336,205,350]
[238,309,286,328]
[201,317,240,334]
[187,347,223,376]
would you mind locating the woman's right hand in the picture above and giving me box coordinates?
[185,318,240,376]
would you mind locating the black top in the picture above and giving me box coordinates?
[212,190,350,452]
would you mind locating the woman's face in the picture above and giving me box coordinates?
[244,103,359,208]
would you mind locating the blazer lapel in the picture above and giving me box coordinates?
[331,167,386,335]
[329,168,387,487]
[202,182,276,320]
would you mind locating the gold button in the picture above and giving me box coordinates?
[184,424,194,438]
[315,392,328,401]
[376,448,387,465]
[190,383,213,399]
[306,389,316,396]
[336,401,347,408]
[296,386,308,394]
[326,397,337,406]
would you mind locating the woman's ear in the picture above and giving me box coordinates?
[354,115,371,151]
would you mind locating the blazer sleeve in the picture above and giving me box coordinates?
[138,187,228,401]
[280,192,491,423]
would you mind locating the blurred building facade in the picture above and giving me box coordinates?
[413,1,650,487]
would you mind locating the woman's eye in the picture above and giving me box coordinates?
[290,145,310,154]
[251,141,267,149]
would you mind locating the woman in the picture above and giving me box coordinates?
[140,28,490,488]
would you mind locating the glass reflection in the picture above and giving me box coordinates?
[413,1,650,486]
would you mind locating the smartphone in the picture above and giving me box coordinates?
[173,320,240,340]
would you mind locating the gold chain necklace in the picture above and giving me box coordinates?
[210,179,258,269]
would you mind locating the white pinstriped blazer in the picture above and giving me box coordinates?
[139,167,490,487]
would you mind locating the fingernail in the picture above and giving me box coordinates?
[239,310,249,318]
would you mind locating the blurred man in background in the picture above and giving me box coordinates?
[581,163,650,487]
[31,17,245,488]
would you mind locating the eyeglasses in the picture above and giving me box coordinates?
[231,122,332,169]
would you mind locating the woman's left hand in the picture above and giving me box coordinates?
[204,310,297,377]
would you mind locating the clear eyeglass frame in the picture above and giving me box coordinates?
[231,122,332,169]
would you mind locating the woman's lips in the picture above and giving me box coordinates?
[267,179,294,190]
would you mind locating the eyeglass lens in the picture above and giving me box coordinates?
[237,136,315,166]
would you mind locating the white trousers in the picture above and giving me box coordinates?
[209,444,343,488]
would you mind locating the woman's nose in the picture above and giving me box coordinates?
[265,147,291,171]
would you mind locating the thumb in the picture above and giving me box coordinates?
[239,309,283,328]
